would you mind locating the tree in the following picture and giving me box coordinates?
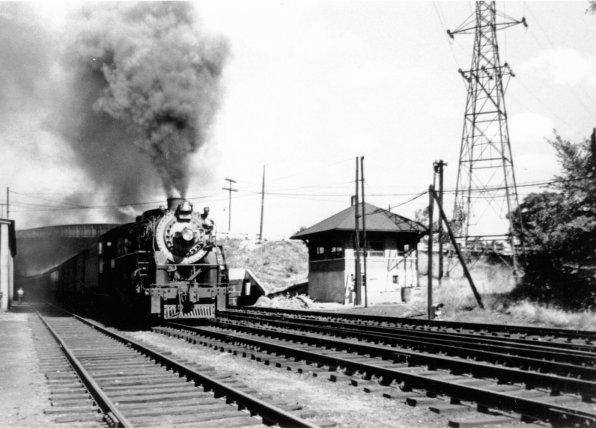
[511,131,596,308]
[415,203,461,246]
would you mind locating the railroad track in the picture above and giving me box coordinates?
[155,314,596,428]
[218,310,596,379]
[32,306,321,427]
[226,306,596,346]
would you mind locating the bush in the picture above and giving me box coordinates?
[512,132,596,310]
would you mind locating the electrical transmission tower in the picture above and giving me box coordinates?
[448,1,526,273]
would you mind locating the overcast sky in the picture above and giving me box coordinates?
[2,1,596,239]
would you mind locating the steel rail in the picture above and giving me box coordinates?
[69,313,319,428]
[227,306,596,343]
[216,312,596,380]
[218,312,596,370]
[203,320,596,397]
[165,322,596,427]
[210,320,596,398]
[36,309,133,428]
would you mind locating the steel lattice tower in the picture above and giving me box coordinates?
[448,1,526,272]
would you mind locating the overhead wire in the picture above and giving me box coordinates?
[10,173,574,214]
[523,2,596,119]
[432,1,461,70]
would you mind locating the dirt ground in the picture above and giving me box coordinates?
[0,311,52,428]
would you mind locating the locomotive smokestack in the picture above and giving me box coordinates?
[167,197,185,211]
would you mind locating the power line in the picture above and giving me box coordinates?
[389,190,428,210]
[432,1,461,70]
[8,172,577,214]
[523,2,596,118]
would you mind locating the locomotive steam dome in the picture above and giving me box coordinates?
[155,198,209,263]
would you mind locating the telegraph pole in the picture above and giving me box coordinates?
[259,165,265,240]
[448,1,527,273]
[433,161,446,283]
[6,187,9,218]
[354,157,361,306]
[427,185,434,320]
[222,178,237,233]
[360,156,368,308]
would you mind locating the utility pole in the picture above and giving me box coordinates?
[222,178,237,233]
[448,2,527,274]
[6,187,9,218]
[433,161,446,283]
[259,166,265,240]
[427,184,434,320]
[360,156,368,308]
[354,157,361,306]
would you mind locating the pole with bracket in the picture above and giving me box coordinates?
[354,157,361,306]
[427,185,434,319]
[433,160,446,283]
[360,156,368,308]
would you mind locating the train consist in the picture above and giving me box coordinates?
[27,198,229,320]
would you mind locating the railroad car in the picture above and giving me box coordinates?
[42,198,229,319]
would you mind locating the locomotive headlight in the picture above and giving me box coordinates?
[181,227,195,242]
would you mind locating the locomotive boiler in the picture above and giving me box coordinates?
[41,197,229,320]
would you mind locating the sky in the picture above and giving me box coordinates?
[1,1,596,239]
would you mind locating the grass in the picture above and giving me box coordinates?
[420,270,596,331]
[504,301,596,330]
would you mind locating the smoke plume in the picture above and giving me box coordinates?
[62,2,229,198]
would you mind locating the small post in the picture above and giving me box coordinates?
[259,165,265,240]
[427,185,434,320]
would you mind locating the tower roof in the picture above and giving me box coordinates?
[290,203,427,240]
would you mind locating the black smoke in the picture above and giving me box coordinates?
[0,2,228,226]
[61,2,229,199]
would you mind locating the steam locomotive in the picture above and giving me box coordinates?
[42,198,229,319]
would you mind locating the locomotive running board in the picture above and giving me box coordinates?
[163,304,215,319]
